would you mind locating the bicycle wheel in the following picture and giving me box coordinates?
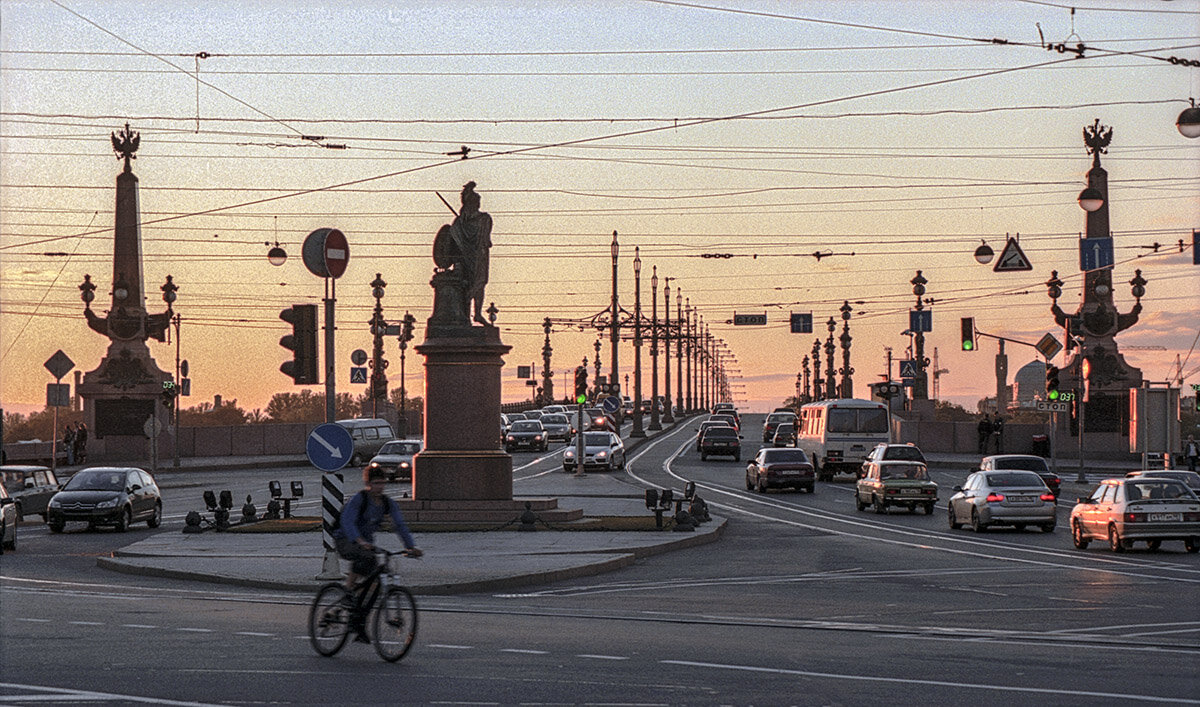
[372,586,418,662]
[309,584,353,657]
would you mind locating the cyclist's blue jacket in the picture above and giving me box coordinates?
[335,490,416,549]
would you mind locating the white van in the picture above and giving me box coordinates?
[335,418,396,466]
[796,399,891,481]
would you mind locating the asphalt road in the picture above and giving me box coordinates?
[2,414,1198,705]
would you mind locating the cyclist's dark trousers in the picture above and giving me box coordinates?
[335,537,379,577]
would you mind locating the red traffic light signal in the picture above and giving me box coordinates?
[279,304,319,384]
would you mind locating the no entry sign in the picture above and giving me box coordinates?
[302,228,349,279]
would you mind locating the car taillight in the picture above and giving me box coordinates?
[985,493,1005,503]
[886,488,899,495]
[1185,512,1200,521]
[1125,512,1146,522]
[1040,493,1056,502]
[923,488,935,495]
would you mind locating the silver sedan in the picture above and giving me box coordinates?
[948,470,1057,533]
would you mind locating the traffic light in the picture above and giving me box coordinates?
[960,317,975,351]
[279,304,319,384]
[574,366,589,403]
[1045,365,1061,400]
[161,380,177,411]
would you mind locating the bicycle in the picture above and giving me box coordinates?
[308,548,419,662]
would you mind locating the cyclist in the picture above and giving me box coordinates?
[334,466,422,642]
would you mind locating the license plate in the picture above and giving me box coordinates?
[1010,496,1034,503]
[1149,513,1182,522]
[902,489,919,495]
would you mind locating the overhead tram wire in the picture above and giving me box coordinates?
[0,49,1166,254]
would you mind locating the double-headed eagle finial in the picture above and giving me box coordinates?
[111,122,139,172]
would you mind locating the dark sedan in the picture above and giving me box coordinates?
[47,467,162,533]
[505,420,548,452]
[699,426,741,461]
[746,448,815,493]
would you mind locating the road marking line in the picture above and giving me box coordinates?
[500,648,548,654]
[427,643,473,650]
[16,617,50,623]
[68,620,104,626]
[123,624,158,629]
[0,682,223,707]
[577,654,630,660]
[660,660,1200,703]
[177,627,214,633]
[234,631,275,637]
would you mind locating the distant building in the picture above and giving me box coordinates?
[1013,360,1047,406]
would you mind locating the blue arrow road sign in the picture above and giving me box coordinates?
[307,423,354,472]
[1080,236,1114,271]
[790,312,813,333]
[601,395,621,414]
[909,310,932,333]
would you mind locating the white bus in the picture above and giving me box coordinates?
[796,398,891,481]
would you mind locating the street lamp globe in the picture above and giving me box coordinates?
[1078,186,1104,212]
[973,240,994,264]
[1177,99,1200,139]
[267,245,287,266]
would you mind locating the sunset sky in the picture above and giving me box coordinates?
[2,0,1197,416]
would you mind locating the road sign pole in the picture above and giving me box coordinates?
[325,278,336,423]
[575,404,586,476]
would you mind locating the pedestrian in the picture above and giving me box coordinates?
[63,424,76,466]
[993,415,1005,454]
[977,414,992,455]
[1185,435,1199,472]
[75,422,88,464]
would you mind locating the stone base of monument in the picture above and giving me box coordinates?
[393,497,583,524]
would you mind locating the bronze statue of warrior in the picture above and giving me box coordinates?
[434,182,493,325]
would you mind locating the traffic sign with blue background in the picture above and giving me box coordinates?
[306,422,354,472]
[908,310,932,333]
[790,312,813,333]
[1080,236,1114,271]
[601,396,621,414]
[899,360,918,379]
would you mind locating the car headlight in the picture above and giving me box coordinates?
[96,498,119,509]
[399,461,410,469]
[506,435,515,442]
[49,499,61,508]
[564,450,575,459]
[535,435,543,441]
[596,451,607,459]
[368,461,380,469]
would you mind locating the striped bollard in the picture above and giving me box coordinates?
[315,471,344,580]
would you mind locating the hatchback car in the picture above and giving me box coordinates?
[1071,477,1200,553]
[563,431,625,472]
[366,439,423,481]
[0,483,17,552]
[771,422,796,448]
[700,426,741,461]
[539,413,572,443]
[762,411,797,442]
[746,447,814,493]
[855,461,937,514]
[47,467,162,533]
[1,464,61,520]
[860,443,926,479]
[948,470,1056,533]
[980,454,1061,498]
[505,420,548,452]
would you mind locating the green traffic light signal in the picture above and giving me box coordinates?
[963,340,974,351]
[1048,389,1059,401]
[576,393,587,404]
[960,317,975,351]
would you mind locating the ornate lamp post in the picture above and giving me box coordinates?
[801,355,811,404]
[824,317,838,399]
[398,311,416,434]
[811,339,823,400]
[368,273,389,420]
[649,266,662,431]
[661,276,674,423]
[631,248,645,437]
[593,338,603,400]
[541,317,554,405]
[685,298,694,412]
[839,300,854,398]
[610,230,620,397]
[910,271,930,399]
[676,290,684,415]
